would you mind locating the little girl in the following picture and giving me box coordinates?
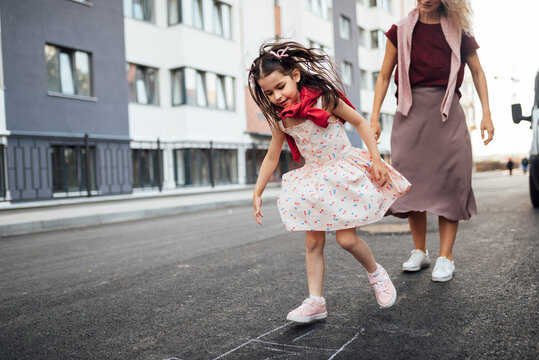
[249,41,411,323]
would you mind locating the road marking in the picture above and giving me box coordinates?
[212,322,292,359]
[261,346,300,359]
[255,339,338,352]
[327,331,361,360]
[292,329,315,342]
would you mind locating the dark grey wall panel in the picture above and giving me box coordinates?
[7,136,132,201]
[7,137,52,201]
[96,141,132,195]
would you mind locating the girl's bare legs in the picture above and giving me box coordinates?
[335,228,377,273]
[305,231,326,297]
[438,216,458,260]
[408,211,427,252]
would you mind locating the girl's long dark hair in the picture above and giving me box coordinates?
[248,40,345,134]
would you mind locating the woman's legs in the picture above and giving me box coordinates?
[305,231,326,297]
[408,211,427,252]
[438,216,458,260]
[335,228,377,273]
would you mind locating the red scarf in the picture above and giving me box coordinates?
[280,87,355,163]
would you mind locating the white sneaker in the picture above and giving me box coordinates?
[431,257,455,282]
[402,249,430,272]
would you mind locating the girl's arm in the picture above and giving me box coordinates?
[253,129,285,224]
[370,40,398,140]
[332,99,389,186]
[466,51,494,145]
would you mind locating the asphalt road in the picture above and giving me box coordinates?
[0,172,537,359]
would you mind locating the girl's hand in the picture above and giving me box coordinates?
[369,116,381,142]
[253,196,263,225]
[480,113,494,145]
[373,161,389,187]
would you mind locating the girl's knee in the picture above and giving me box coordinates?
[305,233,325,252]
[336,231,358,251]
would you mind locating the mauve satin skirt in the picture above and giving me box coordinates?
[388,86,477,221]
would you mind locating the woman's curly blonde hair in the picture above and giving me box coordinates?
[439,0,474,35]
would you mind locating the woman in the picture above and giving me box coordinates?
[370,0,494,282]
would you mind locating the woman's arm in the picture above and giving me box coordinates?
[253,129,285,224]
[370,40,398,140]
[466,51,494,145]
[333,99,388,186]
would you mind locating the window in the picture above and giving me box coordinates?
[359,69,367,90]
[170,0,232,38]
[132,149,161,188]
[358,26,366,47]
[370,29,385,49]
[172,67,234,109]
[369,0,392,12]
[45,44,92,97]
[212,149,238,185]
[379,113,393,131]
[0,146,6,198]
[51,145,97,193]
[174,148,211,186]
[308,39,329,54]
[123,0,154,22]
[213,1,232,38]
[342,62,353,86]
[127,63,159,105]
[168,0,182,24]
[339,16,350,40]
[305,0,329,19]
[372,71,380,90]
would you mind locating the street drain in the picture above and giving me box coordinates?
[359,223,410,234]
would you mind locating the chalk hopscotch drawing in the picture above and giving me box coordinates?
[212,322,365,359]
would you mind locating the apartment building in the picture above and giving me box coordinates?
[0,0,425,204]
[242,0,337,182]
[123,0,249,192]
[356,0,414,157]
[0,0,131,202]
[332,0,363,146]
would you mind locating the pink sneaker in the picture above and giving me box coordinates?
[286,297,328,323]
[368,264,397,308]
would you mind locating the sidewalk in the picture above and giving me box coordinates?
[0,185,281,237]
[0,170,516,237]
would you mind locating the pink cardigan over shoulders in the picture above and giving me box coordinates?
[396,7,461,122]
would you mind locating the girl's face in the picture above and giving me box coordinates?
[417,0,442,15]
[257,69,301,108]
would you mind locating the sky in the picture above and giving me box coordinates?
[469,0,539,159]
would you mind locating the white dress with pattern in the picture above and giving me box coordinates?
[277,113,411,231]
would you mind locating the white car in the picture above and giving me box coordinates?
[511,71,539,207]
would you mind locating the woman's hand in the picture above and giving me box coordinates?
[372,161,389,187]
[480,113,494,145]
[370,116,381,141]
[253,196,263,225]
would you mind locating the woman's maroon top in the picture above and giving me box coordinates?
[385,22,479,97]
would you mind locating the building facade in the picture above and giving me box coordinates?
[0,0,131,202]
[356,0,414,157]
[0,0,423,205]
[123,0,249,192]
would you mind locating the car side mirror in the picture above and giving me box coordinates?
[512,103,531,124]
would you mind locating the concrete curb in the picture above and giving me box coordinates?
[0,197,277,237]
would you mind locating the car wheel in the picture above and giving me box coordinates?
[530,169,539,207]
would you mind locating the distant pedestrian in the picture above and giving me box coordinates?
[248,41,411,323]
[521,157,529,174]
[507,158,514,175]
[370,0,494,282]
